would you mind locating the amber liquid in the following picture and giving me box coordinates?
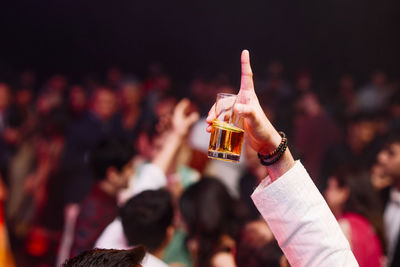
[208,120,244,162]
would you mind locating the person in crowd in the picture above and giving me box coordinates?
[206,50,357,266]
[321,113,384,190]
[67,85,88,122]
[376,136,400,267]
[8,87,35,131]
[120,189,173,267]
[235,220,288,267]
[356,71,393,113]
[5,108,66,267]
[57,87,125,265]
[118,79,145,144]
[179,177,248,267]
[37,75,68,114]
[69,138,134,257]
[63,246,145,267]
[0,83,20,183]
[324,168,384,266]
[95,98,199,267]
[330,74,357,122]
[106,67,122,91]
[293,91,342,186]
[61,87,124,204]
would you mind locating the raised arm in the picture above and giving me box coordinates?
[130,99,199,195]
[206,50,358,267]
[152,98,199,173]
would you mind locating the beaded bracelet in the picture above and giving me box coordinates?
[257,131,288,166]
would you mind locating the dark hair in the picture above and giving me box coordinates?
[89,139,133,181]
[235,239,283,267]
[384,132,400,146]
[179,177,248,267]
[62,246,145,267]
[120,189,173,252]
[334,167,386,252]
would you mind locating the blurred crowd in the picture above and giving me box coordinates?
[0,62,399,267]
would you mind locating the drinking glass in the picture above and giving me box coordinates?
[208,93,244,162]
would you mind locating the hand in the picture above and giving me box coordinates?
[172,98,199,137]
[206,50,294,180]
[206,50,281,155]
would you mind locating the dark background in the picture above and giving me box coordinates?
[1,0,399,84]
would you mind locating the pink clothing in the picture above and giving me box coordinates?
[339,213,383,267]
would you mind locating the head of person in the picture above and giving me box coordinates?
[235,219,277,267]
[295,92,322,117]
[324,167,380,217]
[377,135,400,183]
[91,87,117,121]
[89,139,134,191]
[62,246,145,267]
[136,119,162,160]
[179,177,247,266]
[118,80,143,111]
[345,113,378,150]
[295,70,312,92]
[106,67,122,88]
[120,189,174,254]
[236,236,288,267]
[68,85,87,114]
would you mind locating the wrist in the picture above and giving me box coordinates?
[258,131,282,155]
[170,128,187,139]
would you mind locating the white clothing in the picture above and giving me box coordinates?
[384,188,400,265]
[188,118,210,153]
[142,253,169,267]
[251,161,358,267]
[94,218,129,250]
[118,163,167,205]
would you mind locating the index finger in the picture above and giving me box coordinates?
[240,49,254,92]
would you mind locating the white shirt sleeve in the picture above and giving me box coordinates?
[251,161,358,267]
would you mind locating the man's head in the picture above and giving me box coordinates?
[90,139,134,190]
[377,135,400,182]
[91,88,116,121]
[120,189,174,253]
[119,80,143,109]
[62,247,145,267]
[69,85,87,113]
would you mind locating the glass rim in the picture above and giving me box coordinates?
[217,92,237,97]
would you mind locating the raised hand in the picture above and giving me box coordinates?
[206,50,281,155]
[206,50,294,180]
[172,98,199,137]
